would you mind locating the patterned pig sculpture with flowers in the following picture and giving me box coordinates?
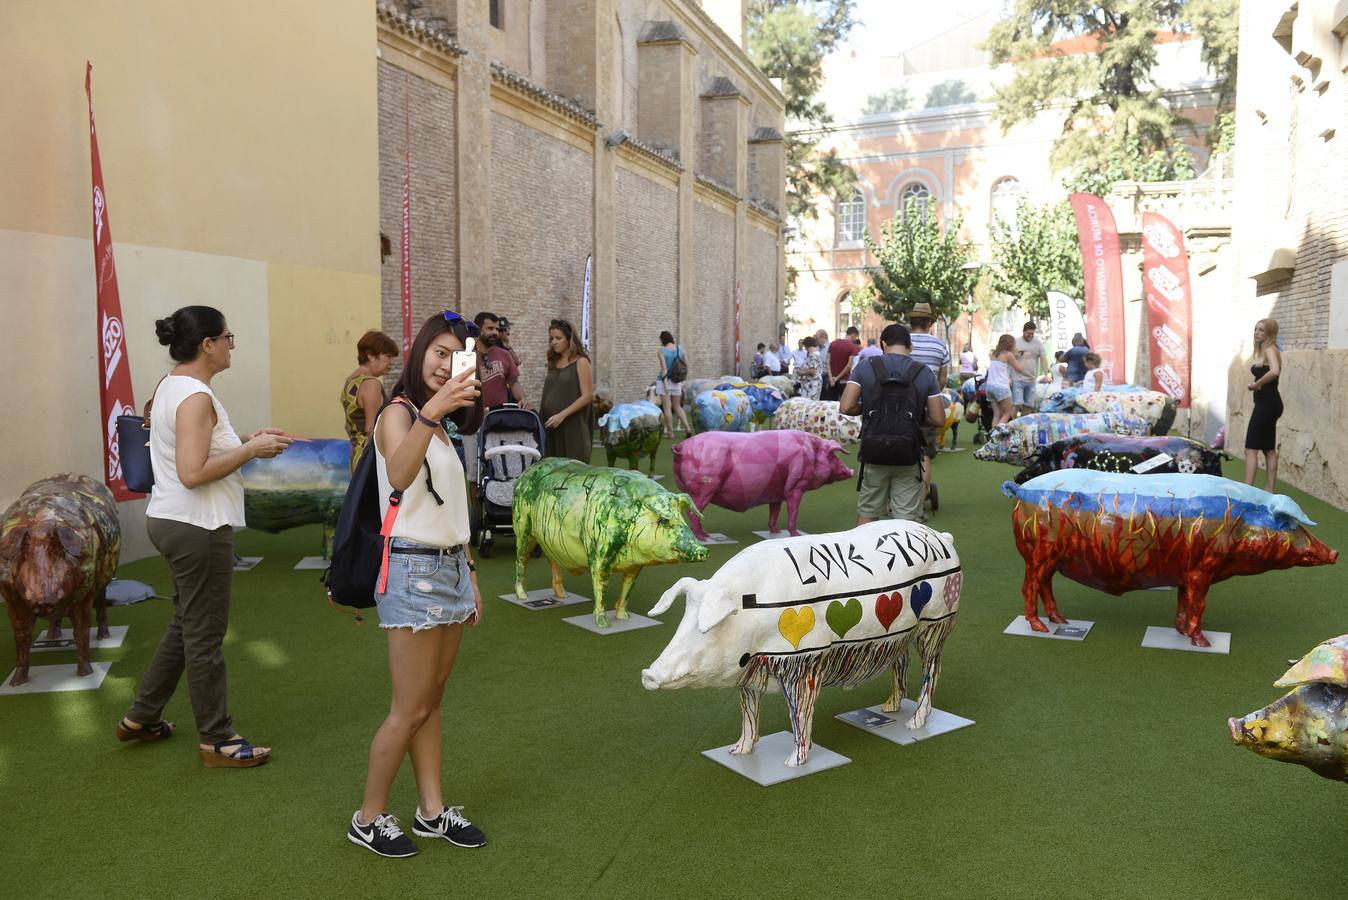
[974,412,1151,466]
[772,397,861,445]
[643,521,962,766]
[692,389,753,434]
[712,382,787,426]
[1003,471,1338,647]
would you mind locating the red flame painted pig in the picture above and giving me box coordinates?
[643,521,963,766]
[1003,470,1338,647]
[1,475,120,686]
[672,431,854,540]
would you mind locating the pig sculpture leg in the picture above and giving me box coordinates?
[882,639,914,713]
[733,688,763,755]
[46,619,62,640]
[549,560,569,601]
[779,668,823,766]
[94,583,110,641]
[69,596,93,678]
[766,502,783,535]
[6,602,34,687]
[1177,569,1215,648]
[908,616,959,729]
[612,569,640,622]
[512,533,538,601]
[589,564,617,628]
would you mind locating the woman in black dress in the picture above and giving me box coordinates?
[1243,317,1283,491]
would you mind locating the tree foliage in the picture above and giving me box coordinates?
[983,1,1238,188]
[865,200,981,322]
[746,1,858,223]
[924,78,978,108]
[988,200,1085,319]
[862,85,911,115]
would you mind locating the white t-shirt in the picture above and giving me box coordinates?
[1013,336,1045,382]
[375,402,470,548]
[146,376,246,530]
[1083,368,1105,393]
[762,350,781,373]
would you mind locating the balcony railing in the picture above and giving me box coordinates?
[1107,152,1234,233]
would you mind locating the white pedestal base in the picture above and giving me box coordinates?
[1004,615,1094,641]
[497,589,591,610]
[698,533,738,545]
[32,625,128,653]
[562,611,661,634]
[1141,625,1231,655]
[293,556,327,570]
[835,699,975,745]
[752,529,807,540]
[1,662,112,695]
[233,557,263,572]
[702,730,850,785]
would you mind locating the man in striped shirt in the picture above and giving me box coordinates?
[907,301,950,515]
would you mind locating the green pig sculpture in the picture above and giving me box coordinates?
[512,458,708,627]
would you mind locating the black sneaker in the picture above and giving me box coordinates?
[413,805,487,848]
[348,811,418,858]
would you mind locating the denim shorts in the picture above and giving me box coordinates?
[986,383,1011,403]
[1011,380,1037,407]
[375,539,476,631]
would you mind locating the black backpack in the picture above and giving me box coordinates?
[667,347,688,383]
[324,400,444,614]
[858,356,925,467]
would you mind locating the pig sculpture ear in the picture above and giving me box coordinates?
[0,527,25,559]
[695,585,738,633]
[56,527,84,557]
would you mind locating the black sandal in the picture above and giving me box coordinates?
[116,718,176,743]
[200,737,271,769]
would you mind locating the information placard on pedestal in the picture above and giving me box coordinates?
[702,731,850,785]
[1,662,112,695]
[1141,626,1230,655]
[752,529,808,540]
[1004,616,1094,641]
[836,699,974,746]
[32,626,128,653]
[562,612,661,635]
[293,557,327,571]
[698,533,738,545]
[497,589,590,610]
[233,557,263,572]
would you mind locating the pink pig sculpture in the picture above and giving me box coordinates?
[672,431,855,540]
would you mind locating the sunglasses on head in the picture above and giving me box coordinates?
[441,310,481,336]
[551,319,573,334]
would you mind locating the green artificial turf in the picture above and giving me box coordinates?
[3,441,1346,898]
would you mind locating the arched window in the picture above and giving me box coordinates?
[837,189,866,244]
[990,177,1023,236]
[899,181,932,225]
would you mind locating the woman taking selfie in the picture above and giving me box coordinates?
[348,311,488,859]
[117,305,293,767]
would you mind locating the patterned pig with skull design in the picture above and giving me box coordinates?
[642,521,962,767]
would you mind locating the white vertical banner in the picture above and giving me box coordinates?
[581,254,593,350]
[1044,291,1088,357]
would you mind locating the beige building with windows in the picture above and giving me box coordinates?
[1,0,785,559]
[1225,0,1348,509]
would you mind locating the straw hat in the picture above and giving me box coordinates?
[909,302,935,320]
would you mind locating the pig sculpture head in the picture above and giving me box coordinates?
[643,577,744,691]
[1230,635,1348,782]
[630,492,709,568]
[0,524,90,620]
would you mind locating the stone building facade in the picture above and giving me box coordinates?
[1227,0,1348,509]
[376,0,787,401]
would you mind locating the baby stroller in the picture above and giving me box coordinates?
[961,375,995,446]
[470,404,545,557]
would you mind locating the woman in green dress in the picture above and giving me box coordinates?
[342,330,398,471]
[539,319,594,462]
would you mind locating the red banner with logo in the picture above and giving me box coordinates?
[399,82,413,359]
[86,63,139,502]
[1141,211,1192,408]
[1069,193,1127,385]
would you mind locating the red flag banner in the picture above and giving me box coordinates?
[1069,193,1127,384]
[399,82,413,359]
[86,62,139,502]
[1141,211,1193,408]
[733,281,743,378]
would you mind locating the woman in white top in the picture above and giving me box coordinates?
[119,306,293,768]
[986,333,1030,428]
[349,311,489,859]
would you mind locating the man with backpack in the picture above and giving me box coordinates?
[839,323,945,524]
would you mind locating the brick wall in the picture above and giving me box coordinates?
[377,60,457,381]
[691,198,736,377]
[742,221,782,361]
[611,165,679,400]
[489,111,594,406]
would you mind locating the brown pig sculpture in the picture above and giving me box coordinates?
[1,475,120,686]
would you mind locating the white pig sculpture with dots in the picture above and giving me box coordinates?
[642,520,963,767]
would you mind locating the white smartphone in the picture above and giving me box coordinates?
[451,349,477,380]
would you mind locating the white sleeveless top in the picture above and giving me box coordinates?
[375,402,470,548]
[146,375,246,529]
[986,357,1011,391]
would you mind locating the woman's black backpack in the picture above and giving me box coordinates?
[324,400,442,614]
[668,347,688,383]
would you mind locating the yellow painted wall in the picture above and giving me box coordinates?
[0,1,382,558]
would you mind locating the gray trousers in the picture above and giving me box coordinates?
[127,518,235,743]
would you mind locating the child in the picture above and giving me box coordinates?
[1082,352,1105,393]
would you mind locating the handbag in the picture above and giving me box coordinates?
[117,375,166,493]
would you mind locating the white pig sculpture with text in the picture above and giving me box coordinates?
[642,520,963,766]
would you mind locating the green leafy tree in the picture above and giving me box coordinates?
[924,78,977,108]
[988,200,1085,319]
[862,85,912,115]
[983,1,1237,189]
[864,199,981,322]
[746,1,858,224]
